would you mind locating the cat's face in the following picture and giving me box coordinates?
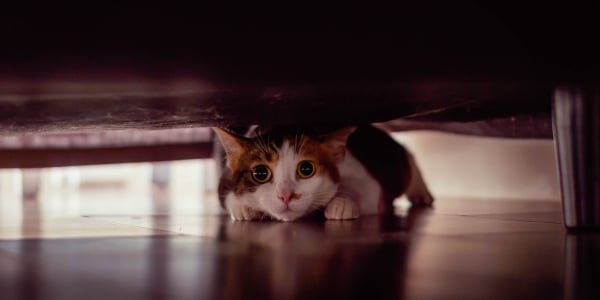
[215,127,353,221]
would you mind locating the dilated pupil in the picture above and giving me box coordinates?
[253,165,270,181]
[299,162,314,176]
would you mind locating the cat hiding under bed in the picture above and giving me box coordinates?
[214,125,433,221]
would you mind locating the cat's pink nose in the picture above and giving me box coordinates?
[277,190,299,204]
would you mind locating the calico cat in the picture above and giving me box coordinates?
[214,125,433,221]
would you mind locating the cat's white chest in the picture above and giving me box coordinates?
[337,152,382,214]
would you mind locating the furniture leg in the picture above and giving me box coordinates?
[553,87,600,229]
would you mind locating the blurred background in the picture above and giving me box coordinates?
[0,131,560,221]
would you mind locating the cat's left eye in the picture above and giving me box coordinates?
[297,161,316,178]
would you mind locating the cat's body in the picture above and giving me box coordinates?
[215,125,432,221]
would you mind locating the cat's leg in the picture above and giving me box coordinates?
[325,196,360,220]
[225,194,263,221]
[405,153,434,207]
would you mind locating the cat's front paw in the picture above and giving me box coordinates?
[324,197,360,220]
[225,196,262,221]
[229,204,263,221]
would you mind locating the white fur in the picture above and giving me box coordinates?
[337,152,382,215]
[225,192,262,220]
[324,196,360,219]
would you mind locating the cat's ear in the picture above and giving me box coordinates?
[322,127,356,163]
[213,128,247,168]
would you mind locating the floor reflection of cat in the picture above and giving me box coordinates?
[217,208,431,299]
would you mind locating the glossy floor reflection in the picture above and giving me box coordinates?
[0,179,599,299]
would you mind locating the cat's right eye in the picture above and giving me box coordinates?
[251,165,272,183]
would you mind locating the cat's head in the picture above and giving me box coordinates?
[214,126,354,221]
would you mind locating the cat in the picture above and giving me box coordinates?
[214,125,433,221]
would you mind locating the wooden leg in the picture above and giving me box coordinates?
[553,87,600,229]
[21,169,41,199]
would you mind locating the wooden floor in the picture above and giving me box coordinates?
[0,183,598,300]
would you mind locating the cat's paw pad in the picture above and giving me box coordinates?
[229,205,262,221]
[324,197,360,220]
